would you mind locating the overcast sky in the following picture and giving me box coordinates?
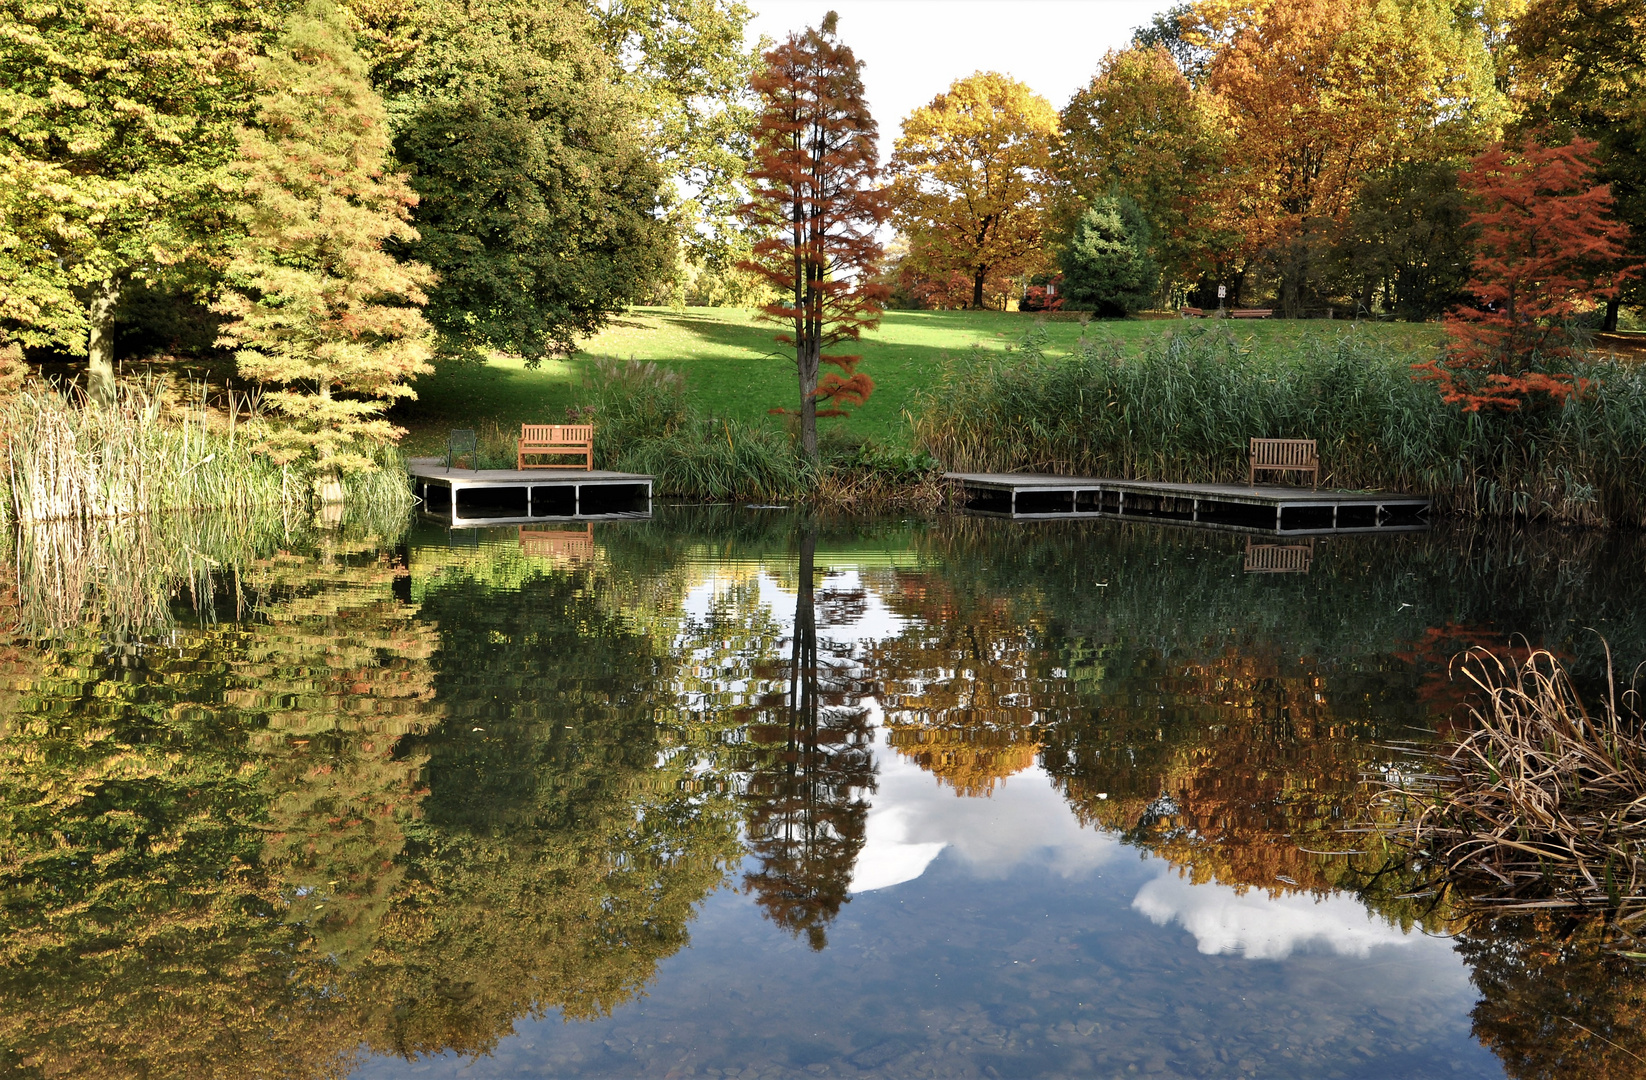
[744,0,1168,150]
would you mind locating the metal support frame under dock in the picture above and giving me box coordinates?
[409,459,652,527]
[946,473,1429,535]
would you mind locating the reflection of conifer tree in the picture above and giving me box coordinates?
[739,530,876,951]
[0,535,440,1079]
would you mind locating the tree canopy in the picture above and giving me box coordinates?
[383,0,669,364]
[889,72,1058,310]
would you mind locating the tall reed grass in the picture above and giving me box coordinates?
[1,381,415,528]
[1378,647,1646,933]
[915,326,1646,525]
[1,381,291,525]
[580,359,809,502]
[577,359,949,507]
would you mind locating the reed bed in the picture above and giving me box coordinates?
[578,358,952,506]
[1,381,293,525]
[580,358,809,502]
[1378,647,1646,930]
[914,326,1646,525]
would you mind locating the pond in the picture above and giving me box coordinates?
[2,508,1644,1079]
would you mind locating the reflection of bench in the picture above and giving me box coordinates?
[1245,537,1315,573]
[519,524,594,562]
[1250,437,1318,488]
[1230,308,1273,319]
[518,424,593,470]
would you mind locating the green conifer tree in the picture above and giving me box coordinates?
[215,0,434,484]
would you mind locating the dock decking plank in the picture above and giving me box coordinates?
[943,472,1428,535]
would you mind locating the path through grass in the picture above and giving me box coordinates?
[393,308,1444,453]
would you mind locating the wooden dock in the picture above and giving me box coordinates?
[945,473,1429,535]
[409,459,651,526]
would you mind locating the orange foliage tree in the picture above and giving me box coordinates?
[739,11,887,463]
[1415,137,1637,411]
[889,72,1058,311]
[1181,0,1502,311]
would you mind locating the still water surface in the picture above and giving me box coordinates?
[3,510,1644,1078]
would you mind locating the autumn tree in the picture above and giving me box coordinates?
[215,1,434,485]
[1180,0,1505,313]
[739,11,887,463]
[1056,46,1234,294]
[1415,137,1636,411]
[385,0,669,363]
[1509,0,1646,330]
[0,1,271,402]
[889,72,1057,311]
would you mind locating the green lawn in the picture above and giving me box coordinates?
[393,307,1445,453]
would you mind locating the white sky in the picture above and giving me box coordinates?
[745,0,1169,150]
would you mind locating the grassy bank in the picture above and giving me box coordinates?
[392,308,1447,452]
[916,326,1646,525]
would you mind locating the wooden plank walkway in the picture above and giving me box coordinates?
[408,458,652,526]
[945,473,1429,535]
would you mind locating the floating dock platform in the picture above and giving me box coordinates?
[946,473,1429,535]
[409,459,651,526]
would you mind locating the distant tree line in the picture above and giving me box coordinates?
[880,0,1645,327]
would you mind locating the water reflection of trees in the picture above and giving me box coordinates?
[0,533,435,1078]
[734,530,875,950]
[3,511,1645,1079]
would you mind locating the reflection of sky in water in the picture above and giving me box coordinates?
[352,677,1500,1076]
[350,546,1506,1079]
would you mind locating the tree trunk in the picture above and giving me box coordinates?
[86,277,121,406]
[1604,299,1620,333]
[797,333,819,464]
[972,269,986,311]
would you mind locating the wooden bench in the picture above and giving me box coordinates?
[1249,437,1318,488]
[1180,306,1205,318]
[1230,308,1273,319]
[517,424,593,470]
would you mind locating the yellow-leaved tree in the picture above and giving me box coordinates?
[1182,0,1506,312]
[1056,46,1238,297]
[215,0,434,492]
[888,72,1058,310]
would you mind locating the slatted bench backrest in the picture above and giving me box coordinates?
[522,424,592,445]
[518,424,594,470]
[1249,438,1318,488]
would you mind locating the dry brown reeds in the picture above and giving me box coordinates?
[1379,646,1646,931]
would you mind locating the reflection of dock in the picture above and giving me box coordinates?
[946,473,1428,535]
[1244,537,1315,573]
[408,459,651,527]
[518,524,595,562]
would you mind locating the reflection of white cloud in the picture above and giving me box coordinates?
[851,716,1118,893]
[1132,872,1414,960]
[849,803,948,892]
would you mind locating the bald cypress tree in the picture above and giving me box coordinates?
[215,0,434,485]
